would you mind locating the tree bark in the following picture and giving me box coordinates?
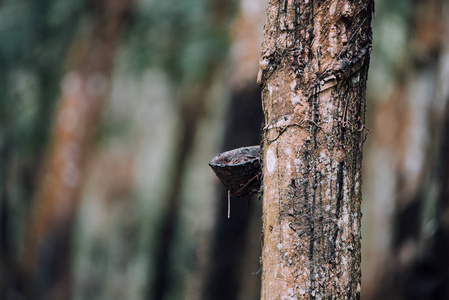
[258,0,373,298]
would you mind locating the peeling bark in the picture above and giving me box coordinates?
[258,0,373,299]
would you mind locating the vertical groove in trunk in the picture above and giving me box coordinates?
[258,0,374,298]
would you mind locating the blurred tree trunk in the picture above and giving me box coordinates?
[22,1,134,299]
[151,79,212,300]
[201,85,263,300]
[258,0,373,298]
[199,1,266,299]
[363,0,449,299]
[149,0,233,299]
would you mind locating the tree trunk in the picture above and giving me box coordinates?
[22,1,134,299]
[258,0,373,298]
[362,0,449,298]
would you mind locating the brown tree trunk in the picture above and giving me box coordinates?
[362,0,449,298]
[22,1,134,299]
[258,0,373,298]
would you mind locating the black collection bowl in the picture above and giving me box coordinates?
[209,145,261,197]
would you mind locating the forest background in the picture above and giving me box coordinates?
[0,0,448,299]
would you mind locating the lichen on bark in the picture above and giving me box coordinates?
[259,0,374,299]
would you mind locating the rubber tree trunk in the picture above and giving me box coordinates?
[363,0,449,298]
[22,1,134,299]
[258,0,374,299]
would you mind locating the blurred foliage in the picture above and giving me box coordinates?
[0,0,238,157]
[125,0,237,83]
[368,0,413,101]
[0,0,89,257]
[0,0,88,156]
[0,0,241,298]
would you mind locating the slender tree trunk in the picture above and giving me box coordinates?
[151,83,210,300]
[258,0,373,298]
[22,1,134,299]
[149,0,232,297]
[363,0,449,298]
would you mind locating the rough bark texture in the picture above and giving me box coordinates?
[258,0,373,299]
